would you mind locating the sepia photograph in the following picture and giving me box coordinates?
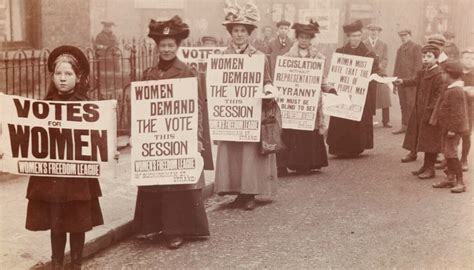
[0,0,472,269]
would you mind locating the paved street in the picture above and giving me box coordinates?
[83,126,473,269]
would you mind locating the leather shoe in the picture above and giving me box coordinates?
[451,183,466,193]
[383,123,392,128]
[243,196,257,211]
[411,166,426,176]
[167,236,184,249]
[231,195,245,207]
[418,168,435,179]
[435,159,446,170]
[392,126,406,134]
[402,153,417,163]
[461,160,468,172]
[433,174,456,188]
[277,167,289,177]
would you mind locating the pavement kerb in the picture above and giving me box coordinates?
[29,182,216,270]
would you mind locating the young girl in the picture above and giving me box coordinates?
[25,45,104,270]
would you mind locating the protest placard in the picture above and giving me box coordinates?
[176,47,226,73]
[130,77,203,186]
[0,93,117,178]
[206,54,264,142]
[299,9,339,44]
[274,56,324,130]
[323,52,374,122]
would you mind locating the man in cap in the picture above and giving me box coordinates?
[201,36,219,47]
[253,25,273,55]
[267,20,294,76]
[443,31,460,60]
[393,29,423,135]
[95,21,118,52]
[363,23,392,128]
[95,21,120,73]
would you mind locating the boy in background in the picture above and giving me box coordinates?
[431,61,469,193]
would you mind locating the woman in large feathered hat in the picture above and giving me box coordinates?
[133,15,210,250]
[214,0,279,211]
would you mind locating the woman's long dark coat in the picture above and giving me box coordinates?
[326,42,378,156]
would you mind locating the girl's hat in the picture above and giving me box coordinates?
[48,45,90,76]
[148,15,190,42]
[222,0,260,28]
[292,20,320,35]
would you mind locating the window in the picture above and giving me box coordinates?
[0,0,40,49]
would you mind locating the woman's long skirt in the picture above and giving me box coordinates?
[134,189,209,237]
[214,141,277,196]
[278,129,328,171]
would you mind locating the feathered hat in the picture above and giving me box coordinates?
[292,19,320,37]
[343,20,363,34]
[222,0,260,28]
[148,15,190,43]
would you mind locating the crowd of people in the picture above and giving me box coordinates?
[13,2,473,269]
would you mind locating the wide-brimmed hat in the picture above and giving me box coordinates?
[222,0,260,28]
[148,15,190,43]
[343,20,363,34]
[47,45,89,76]
[292,20,320,36]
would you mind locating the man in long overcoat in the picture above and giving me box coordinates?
[363,24,392,128]
[393,29,423,135]
[267,20,294,77]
